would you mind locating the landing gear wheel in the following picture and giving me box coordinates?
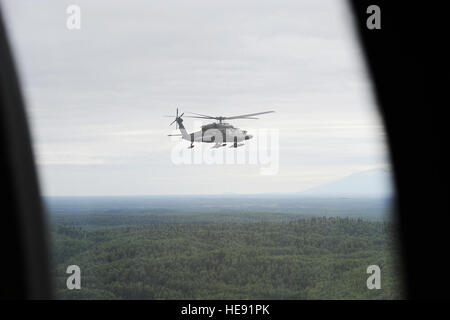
[233,137,237,148]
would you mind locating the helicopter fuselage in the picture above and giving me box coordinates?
[189,122,252,144]
[175,117,252,147]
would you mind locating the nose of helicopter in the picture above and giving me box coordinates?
[245,134,253,140]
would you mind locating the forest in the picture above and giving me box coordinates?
[49,210,403,299]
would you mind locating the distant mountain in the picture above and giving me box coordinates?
[300,168,393,198]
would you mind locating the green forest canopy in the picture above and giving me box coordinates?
[50,212,403,300]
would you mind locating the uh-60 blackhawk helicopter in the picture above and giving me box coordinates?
[166,108,274,148]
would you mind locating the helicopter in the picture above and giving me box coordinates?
[166,108,275,148]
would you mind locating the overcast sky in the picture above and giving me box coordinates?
[2,0,391,196]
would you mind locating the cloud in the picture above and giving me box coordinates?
[2,0,391,195]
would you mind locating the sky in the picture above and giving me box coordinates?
[1,0,392,196]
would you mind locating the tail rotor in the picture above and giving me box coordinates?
[166,107,184,129]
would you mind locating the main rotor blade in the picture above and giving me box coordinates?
[224,111,274,120]
[185,111,216,119]
[184,110,274,121]
[229,117,259,120]
[183,115,259,120]
[183,115,214,119]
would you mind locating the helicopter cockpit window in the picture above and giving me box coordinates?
[2,0,403,299]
